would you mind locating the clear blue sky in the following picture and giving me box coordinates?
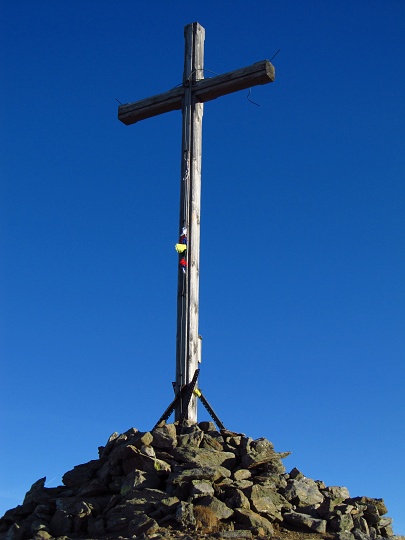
[1,0,404,534]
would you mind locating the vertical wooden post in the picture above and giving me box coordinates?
[175,22,205,422]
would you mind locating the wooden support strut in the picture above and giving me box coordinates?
[153,368,227,432]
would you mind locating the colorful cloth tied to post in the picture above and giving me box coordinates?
[180,226,188,244]
[175,243,187,253]
[180,257,187,273]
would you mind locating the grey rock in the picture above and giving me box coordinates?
[323,485,351,500]
[32,531,52,540]
[223,487,250,510]
[233,469,251,481]
[178,430,205,448]
[284,510,327,533]
[233,508,274,535]
[295,503,321,517]
[241,438,288,473]
[335,503,355,513]
[364,503,381,527]
[354,530,372,540]
[233,479,253,490]
[49,510,73,536]
[379,516,393,528]
[150,496,180,519]
[347,497,388,516]
[1,502,37,525]
[201,433,225,451]
[328,512,354,533]
[175,501,196,528]
[62,460,100,488]
[336,533,355,540]
[198,421,218,433]
[128,514,159,536]
[245,483,291,522]
[172,446,237,470]
[190,480,215,497]
[98,431,120,458]
[128,430,154,448]
[380,523,394,536]
[76,478,107,496]
[169,465,219,484]
[194,495,233,520]
[152,423,178,450]
[353,515,370,535]
[32,505,52,521]
[289,467,305,480]
[5,523,26,540]
[120,445,171,476]
[120,468,161,494]
[30,519,49,534]
[54,496,87,514]
[106,488,165,531]
[141,443,156,457]
[318,496,344,517]
[283,476,324,506]
[23,479,46,505]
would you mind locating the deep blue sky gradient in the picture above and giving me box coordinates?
[1,1,404,534]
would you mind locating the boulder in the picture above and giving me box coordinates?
[233,469,251,481]
[241,438,288,474]
[49,510,73,536]
[128,514,159,536]
[247,484,290,521]
[152,423,177,450]
[120,468,162,494]
[323,485,351,500]
[175,501,196,528]
[284,510,327,533]
[328,511,354,533]
[190,479,215,497]
[233,508,274,535]
[201,433,225,451]
[283,476,324,506]
[194,495,233,520]
[120,445,171,476]
[62,461,100,488]
[198,421,217,433]
[23,479,47,505]
[347,496,388,516]
[172,446,237,470]
[225,487,251,510]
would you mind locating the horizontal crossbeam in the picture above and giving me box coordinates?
[118,60,275,125]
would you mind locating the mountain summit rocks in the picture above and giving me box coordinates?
[0,421,397,539]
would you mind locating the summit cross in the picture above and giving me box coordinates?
[118,22,275,423]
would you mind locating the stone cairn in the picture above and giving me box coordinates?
[0,421,396,540]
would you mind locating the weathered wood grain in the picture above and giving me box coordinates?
[193,59,274,103]
[118,59,274,126]
[175,22,204,422]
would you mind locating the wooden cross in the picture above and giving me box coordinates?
[118,22,275,423]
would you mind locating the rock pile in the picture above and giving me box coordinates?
[0,421,396,539]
